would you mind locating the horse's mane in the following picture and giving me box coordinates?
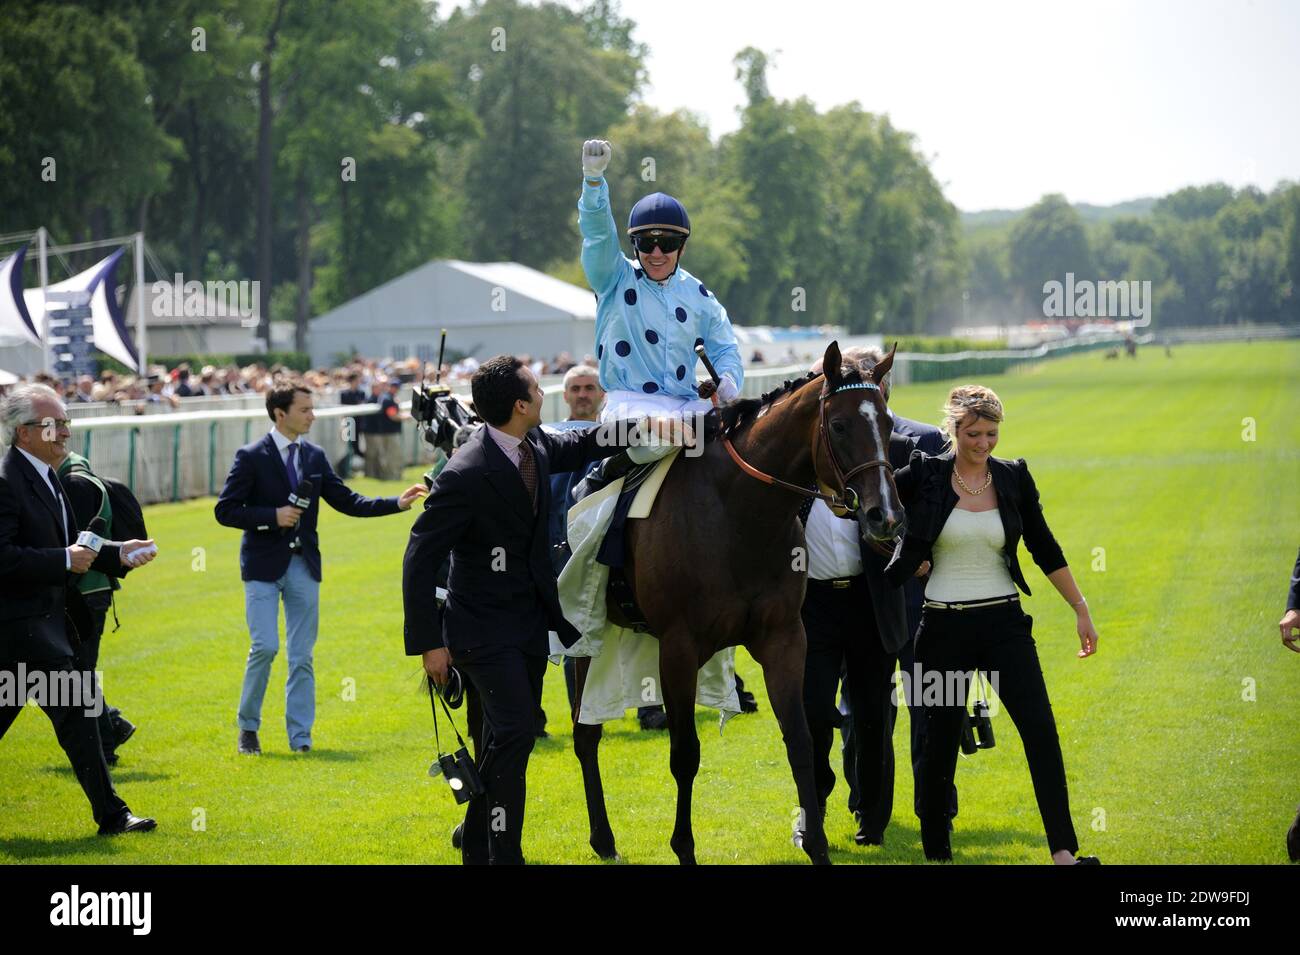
[719,358,878,437]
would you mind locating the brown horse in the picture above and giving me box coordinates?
[571,341,906,864]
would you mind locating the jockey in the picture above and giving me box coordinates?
[577,139,744,472]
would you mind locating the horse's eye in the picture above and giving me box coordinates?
[830,420,847,435]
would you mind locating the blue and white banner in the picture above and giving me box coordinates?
[0,244,42,346]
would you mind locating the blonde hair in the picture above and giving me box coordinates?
[941,384,1004,450]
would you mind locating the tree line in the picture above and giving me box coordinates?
[1,0,1295,358]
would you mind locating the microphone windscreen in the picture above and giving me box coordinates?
[294,478,313,499]
[87,516,108,536]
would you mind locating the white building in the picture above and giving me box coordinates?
[308,260,597,367]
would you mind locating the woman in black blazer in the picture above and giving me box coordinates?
[886,384,1100,864]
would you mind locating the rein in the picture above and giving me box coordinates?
[717,377,894,514]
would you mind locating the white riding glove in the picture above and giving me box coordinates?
[582,139,612,179]
[718,374,739,403]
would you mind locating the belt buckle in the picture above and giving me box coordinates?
[952,602,964,611]
[832,579,850,589]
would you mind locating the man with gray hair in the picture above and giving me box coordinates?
[0,384,160,834]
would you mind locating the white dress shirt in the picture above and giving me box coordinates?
[485,424,524,473]
[805,499,864,580]
[269,426,302,473]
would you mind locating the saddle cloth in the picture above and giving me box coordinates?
[554,449,740,727]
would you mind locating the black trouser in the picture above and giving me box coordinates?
[914,601,1078,858]
[73,590,123,751]
[0,652,128,825]
[801,577,896,814]
[454,642,547,865]
[844,611,960,830]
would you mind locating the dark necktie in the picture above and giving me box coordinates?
[48,467,71,545]
[517,440,537,510]
[286,443,300,488]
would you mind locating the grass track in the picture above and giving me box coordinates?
[2,340,1297,864]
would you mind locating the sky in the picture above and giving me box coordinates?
[448,0,1300,211]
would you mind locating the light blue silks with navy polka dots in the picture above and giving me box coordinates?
[579,177,745,401]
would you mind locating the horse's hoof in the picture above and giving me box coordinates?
[590,835,618,860]
[810,852,832,866]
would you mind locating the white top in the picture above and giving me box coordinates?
[924,507,1017,602]
[806,499,863,580]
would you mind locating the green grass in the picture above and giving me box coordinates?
[3,340,1298,864]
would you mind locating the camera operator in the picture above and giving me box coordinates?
[216,384,427,755]
[0,384,159,835]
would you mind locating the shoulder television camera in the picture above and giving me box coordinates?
[410,329,480,460]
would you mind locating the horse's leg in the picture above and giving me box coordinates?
[751,627,831,865]
[660,631,702,865]
[571,655,618,860]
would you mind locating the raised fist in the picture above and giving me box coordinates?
[582,139,612,179]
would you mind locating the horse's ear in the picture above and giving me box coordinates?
[873,342,897,383]
[823,341,842,389]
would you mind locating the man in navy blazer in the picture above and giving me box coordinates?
[403,355,676,864]
[216,385,426,755]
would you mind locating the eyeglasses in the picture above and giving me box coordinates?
[630,232,686,255]
[21,418,72,431]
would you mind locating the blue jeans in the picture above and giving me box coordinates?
[237,556,320,748]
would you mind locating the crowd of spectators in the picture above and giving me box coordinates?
[0,350,594,411]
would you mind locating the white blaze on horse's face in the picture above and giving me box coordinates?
[859,398,891,504]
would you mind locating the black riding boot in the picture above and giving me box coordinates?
[572,450,634,502]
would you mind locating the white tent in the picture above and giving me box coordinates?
[309,260,597,366]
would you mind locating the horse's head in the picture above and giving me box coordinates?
[813,340,907,543]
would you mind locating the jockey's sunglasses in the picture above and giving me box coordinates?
[630,232,686,255]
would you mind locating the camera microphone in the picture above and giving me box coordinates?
[76,516,109,554]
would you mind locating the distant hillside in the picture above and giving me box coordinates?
[961,197,1157,230]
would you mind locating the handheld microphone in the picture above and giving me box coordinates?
[76,516,109,553]
[286,478,313,549]
[288,478,313,510]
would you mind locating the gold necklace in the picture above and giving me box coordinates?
[954,467,992,495]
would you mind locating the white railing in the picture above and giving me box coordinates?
[63,331,1150,504]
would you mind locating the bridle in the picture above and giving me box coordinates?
[716,374,894,515]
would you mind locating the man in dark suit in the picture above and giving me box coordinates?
[215,384,427,755]
[797,425,916,847]
[0,384,159,834]
[403,355,675,865]
[1279,546,1299,860]
[838,360,960,839]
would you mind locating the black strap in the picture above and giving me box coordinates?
[426,675,468,756]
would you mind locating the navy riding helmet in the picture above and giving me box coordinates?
[627,193,690,279]
[626,192,691,237]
